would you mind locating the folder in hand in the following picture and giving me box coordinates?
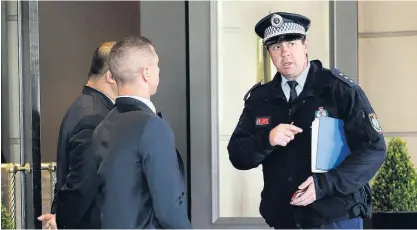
[311,116,351,173]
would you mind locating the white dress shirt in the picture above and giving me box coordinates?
[281,62,311,101]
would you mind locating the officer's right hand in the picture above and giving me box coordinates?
[269,123,303,147]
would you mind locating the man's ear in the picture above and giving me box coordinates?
[106,70,116,84]
[142,67,150,82]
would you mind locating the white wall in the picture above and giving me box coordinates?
[216,1,330,217]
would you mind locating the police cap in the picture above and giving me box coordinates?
[254,12,311,46]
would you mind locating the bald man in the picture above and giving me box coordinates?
[93,36,191,229]
[38,41,118,229]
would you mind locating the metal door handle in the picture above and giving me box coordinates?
[1,163,31,229]
[1,162,57,229]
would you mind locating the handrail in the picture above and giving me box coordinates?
[41,162,57,199]
[1,162,57,228]
[1,163,31,229]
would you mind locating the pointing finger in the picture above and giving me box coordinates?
[288,124,303,134]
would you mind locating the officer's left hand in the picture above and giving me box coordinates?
[290,176,316,206]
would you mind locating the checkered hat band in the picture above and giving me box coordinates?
[263,22,306,43]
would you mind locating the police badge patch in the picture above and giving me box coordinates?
[256,116,270,126]
[314,107,328,118]
[368,113,382,134]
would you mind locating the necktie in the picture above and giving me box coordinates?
[287,81,298,103]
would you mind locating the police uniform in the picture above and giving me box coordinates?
[227,12,386,229]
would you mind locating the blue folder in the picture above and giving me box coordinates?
[311,116,351,173]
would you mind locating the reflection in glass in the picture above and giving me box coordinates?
[256,37,272,83]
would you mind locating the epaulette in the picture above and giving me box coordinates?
[244,80,263,101]
[331,68,356,87]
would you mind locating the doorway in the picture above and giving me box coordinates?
[1,1,42,228]
[2,1,191,228]
[37,1,141,216]
[1,1,142,228]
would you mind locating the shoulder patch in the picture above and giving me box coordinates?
[244,81,262,101]
[331,68,356,87]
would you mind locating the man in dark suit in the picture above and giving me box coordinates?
[93,36,191,229]
[38,41,118,229]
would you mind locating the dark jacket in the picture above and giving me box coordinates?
[227,60,386,228]
[52,86,113,229]
[94,97,191,229]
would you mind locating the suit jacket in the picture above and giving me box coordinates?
[52,86,113,229]
[157,112,186,185]
[94,97,191,229]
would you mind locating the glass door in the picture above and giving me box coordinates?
[1,1,42,228]
[188,0,359,228]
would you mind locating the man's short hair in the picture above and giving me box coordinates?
[88,41,117,78]
[108,36,154,86]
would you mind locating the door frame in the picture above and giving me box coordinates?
[188,1,358,228]
[20,1,42,228]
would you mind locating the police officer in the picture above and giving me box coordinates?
[227,12,387,229]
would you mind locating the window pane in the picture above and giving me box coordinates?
[358,1,417,213]
[358,1,417,33]
[359,36,417,132]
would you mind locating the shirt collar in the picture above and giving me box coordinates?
[281,62,310,88]
[117,96,156,114]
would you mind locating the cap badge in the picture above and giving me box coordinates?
[271,14,284,28]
